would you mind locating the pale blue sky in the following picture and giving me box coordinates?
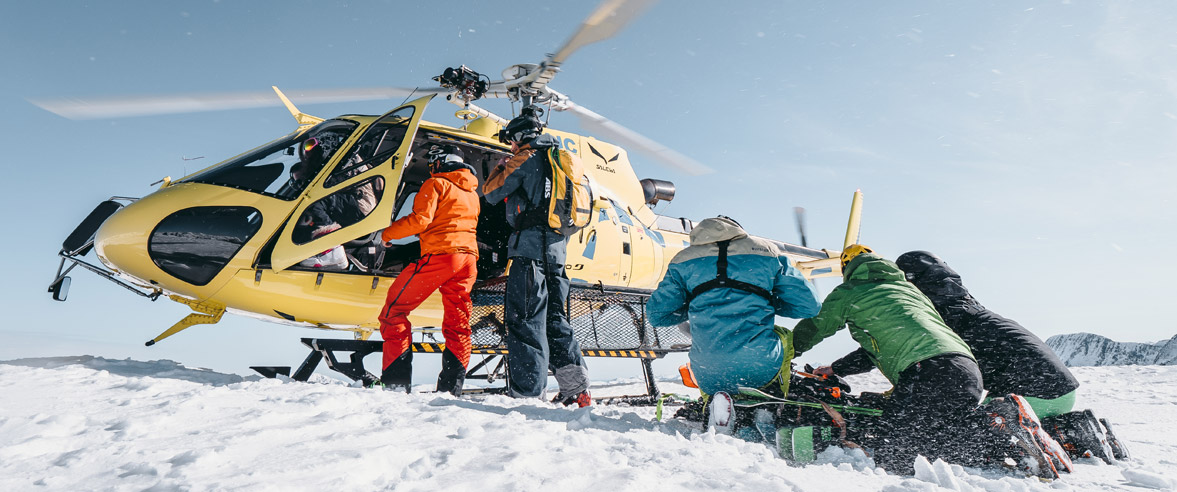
[2,1,1174,380]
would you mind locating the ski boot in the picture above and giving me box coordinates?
[1099,417,1131,461]
[1041,409,1114,464]
[381,350,413,393]
[980,395,1073,479]
[435,350,466,397]
[707,391,736,435]
[552,390,592,408]
[1010,395,1074,475]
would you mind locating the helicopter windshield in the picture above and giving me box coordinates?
[181,119,358,200]
[324,107,414,188]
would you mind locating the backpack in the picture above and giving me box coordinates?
[532,147,593,235]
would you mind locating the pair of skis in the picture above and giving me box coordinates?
[711,387,881,462]
[734,386,883,417]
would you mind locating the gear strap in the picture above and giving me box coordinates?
[686,240,776,306]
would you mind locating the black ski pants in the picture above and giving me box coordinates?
[502,256,586,398]
[869,353,984,475]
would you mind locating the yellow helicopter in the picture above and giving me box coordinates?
[41,0,858,395]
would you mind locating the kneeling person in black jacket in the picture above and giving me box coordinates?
[896,251,1080,419]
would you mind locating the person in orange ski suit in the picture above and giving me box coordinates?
[378,143,480,395]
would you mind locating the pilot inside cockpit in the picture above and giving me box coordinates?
[291,136,338,240]
[291,130,386,271]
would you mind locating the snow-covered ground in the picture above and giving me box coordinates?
[1,358,1174,492]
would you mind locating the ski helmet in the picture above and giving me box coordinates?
[425,143,465,173]
[496,105,545,144]
[298,129,343,174]
[840,244,874,269]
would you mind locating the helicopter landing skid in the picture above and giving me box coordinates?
[254,337,672,405]
[254,337,384,387]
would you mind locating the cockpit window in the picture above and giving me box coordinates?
[325,106,415,188]
[181,119,358,199]
[292,176,386,245]
[150,206,263,286]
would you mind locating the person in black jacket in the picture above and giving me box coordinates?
[895,251,1080,419]
[481,108,591,406]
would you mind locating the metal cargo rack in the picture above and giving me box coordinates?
[254,278,692,405]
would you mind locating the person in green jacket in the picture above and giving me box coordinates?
[792,245,983,475]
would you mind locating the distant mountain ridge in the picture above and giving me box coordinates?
[1046,332,1177,367]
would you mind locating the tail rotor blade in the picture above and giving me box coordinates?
[794,207,808,248]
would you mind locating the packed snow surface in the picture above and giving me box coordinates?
[2,357,1175,491]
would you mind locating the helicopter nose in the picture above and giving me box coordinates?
[94,200,156,282]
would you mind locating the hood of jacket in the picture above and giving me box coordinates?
[689,217,748,246]
[895,250,979,311]
[842,253,906,283]
[431,164,478,192]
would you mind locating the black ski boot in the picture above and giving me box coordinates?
[436,350,466,396]
[979,395,1073,479]
[381,350,413,393]
[1099,417,1131,461]
[1041,410,1114,464]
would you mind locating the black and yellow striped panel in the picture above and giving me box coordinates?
[412,343,512,355]
[581,349,660,359]
[412,343,662,359]
[412,343,444,353]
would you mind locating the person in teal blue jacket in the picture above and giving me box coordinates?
[647,216,821,396]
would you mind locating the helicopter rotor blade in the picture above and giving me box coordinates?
[564,101,712,176]
[549,0,659,67]
[510,0,659,93]
[29,87,450,120]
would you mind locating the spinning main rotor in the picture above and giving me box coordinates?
[29,0,710,176]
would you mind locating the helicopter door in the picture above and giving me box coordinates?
[602,199,635,285]
[608,201,656,287]
[564,198,623,285]
[269,95,434,271]
[628,216,664,288]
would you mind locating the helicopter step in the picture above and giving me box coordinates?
[253,279,691,405]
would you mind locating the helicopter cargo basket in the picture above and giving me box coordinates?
[258,278,692,405]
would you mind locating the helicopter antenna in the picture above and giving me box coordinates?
[396,87,424,108]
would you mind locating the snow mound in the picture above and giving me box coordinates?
[1122,468,1176,490]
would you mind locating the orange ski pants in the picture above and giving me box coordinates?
[378,252,477,371]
